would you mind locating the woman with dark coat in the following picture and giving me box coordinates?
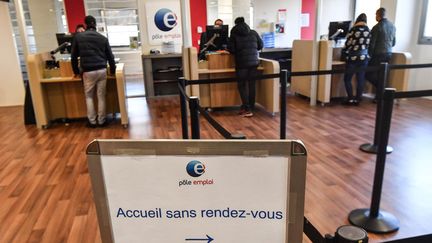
[342,13,371,105]
[228,17,263,117]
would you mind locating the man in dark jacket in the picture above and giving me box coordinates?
[367,7,396,90]
[228,17,263,117]
[71,15,116,127]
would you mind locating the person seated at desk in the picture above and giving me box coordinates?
[341,13,371,106]
[75,24,85,33]
[199,19,229,60]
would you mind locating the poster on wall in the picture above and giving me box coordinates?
[275,24,285,33]
[277,9,287,22]
[145,1,182,45]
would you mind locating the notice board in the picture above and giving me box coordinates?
[87,139,307,243]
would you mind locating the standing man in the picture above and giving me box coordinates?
[71,15,116,128]
[367,7,396,92]
[228,17,263,117]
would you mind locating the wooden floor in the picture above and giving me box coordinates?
[0,94,431,242]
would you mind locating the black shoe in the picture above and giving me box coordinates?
[342,99,356,106]
[98,120,109,127]
[86,121,97,128]
[353,99,360,106]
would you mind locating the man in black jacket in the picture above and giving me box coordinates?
[71,15,116,127]
[367,7,396,91]
[228,17,263,117]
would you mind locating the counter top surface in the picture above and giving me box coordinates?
[142,53,182,58]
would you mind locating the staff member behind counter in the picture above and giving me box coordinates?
[199,19,229,60]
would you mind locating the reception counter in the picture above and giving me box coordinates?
[291,40,411,105]
[183,47,280,114]
[27,53,128,128]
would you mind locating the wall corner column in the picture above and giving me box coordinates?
[181,0,193,47]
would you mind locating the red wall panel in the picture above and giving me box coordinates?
[301,0,316,40]
[189,0,207,49]
[64,0,86,33]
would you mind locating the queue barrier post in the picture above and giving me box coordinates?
[189,96,200,139]
[179,77,189,139]
[349,88,399,233]
[360,63,393,154]
[280,69,288,139]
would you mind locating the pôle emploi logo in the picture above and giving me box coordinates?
[154,8,178,31]
[179,160,214,187]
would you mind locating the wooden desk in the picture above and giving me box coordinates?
[183,47,280,113]
[142,54,182,97]
[291,40,411,105]
[331,47,412,98]
[27,53,128,128]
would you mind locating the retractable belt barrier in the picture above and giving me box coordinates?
[178,62,432,242]
[349,87,432,236]
[178,77,247,139]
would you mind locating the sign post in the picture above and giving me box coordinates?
[87,139,307,243]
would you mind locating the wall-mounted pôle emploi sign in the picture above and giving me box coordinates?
[87,140,307,243]
[145,1,182,45]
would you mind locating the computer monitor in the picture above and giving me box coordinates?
[204,24,229,51]
[55,33,74,54]
[328,21,351,41]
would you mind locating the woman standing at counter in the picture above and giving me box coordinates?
[342,13,371,106]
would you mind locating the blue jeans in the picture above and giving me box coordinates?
[343,60,368,100]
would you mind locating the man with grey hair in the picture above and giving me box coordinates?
[71,15,116,127]
[367,7,396,94]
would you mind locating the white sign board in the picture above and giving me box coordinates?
[103,155,287,242]
[87,140,307,243]
[145,1,182,45]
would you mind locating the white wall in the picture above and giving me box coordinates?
[355,0,380,27]
[402,0,432,91]
[252,0,301,48]
[27,0,59,53]
[232,0,251,28]
[319,0,355,37]
[0,2,25,107]
[380,0,432,91]
[381,0,397,23]
[392,0,417,52]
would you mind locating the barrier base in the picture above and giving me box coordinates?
[359,143,393,154]
[348,209,399,234]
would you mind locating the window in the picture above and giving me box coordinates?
[419,0,432,44]
[104,9,139,47]
[85,0,140,48]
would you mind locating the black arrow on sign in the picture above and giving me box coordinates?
[185,234,214,243]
